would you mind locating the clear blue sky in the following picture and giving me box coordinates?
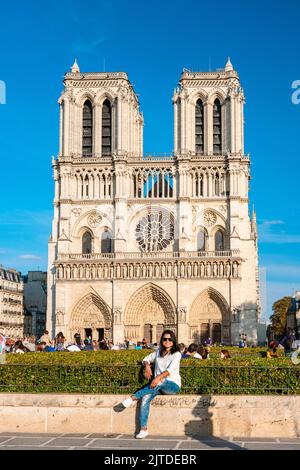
[0,0,299,318]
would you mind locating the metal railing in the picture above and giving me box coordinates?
[0,364,299,395]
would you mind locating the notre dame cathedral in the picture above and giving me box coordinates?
[47,58,260,345]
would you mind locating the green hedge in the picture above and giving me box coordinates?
[0,349,299,395]
[4,347,285,366]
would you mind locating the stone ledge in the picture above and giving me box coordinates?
[0,394,299,437]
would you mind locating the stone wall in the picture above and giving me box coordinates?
[1,394,299,437]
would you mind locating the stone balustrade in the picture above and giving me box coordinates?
[58,250,239,261]
[55,255,241,281]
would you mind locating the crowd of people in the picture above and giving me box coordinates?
[266,328,300,359]
[1,327,299,357]
[0,331,233,358]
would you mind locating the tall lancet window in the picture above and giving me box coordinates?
[82,100,93,156]
[82,231,92,255]
[102,99,112,155]
[213,99,222,154]
[197,228,208,252]
[195,99,204,154]
[215,229,224,252]
[101,229,113,253]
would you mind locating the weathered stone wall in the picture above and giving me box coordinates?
[1,394,299,437]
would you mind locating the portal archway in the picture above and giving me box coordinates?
[124,283,176,343]
[189,287,230,344]
[70,292,112,342]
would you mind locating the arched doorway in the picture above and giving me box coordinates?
[70,292,112,342]
[124,283,176,344]
[189,288,230,344]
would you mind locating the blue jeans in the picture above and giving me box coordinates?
[133,380,180,429]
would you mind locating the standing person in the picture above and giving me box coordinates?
[74,331,81,347]
[121,329,181,439]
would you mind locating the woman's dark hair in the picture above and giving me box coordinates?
[159,329,179,354]
[14,340,30,353]
[187,343,198,353]
[198,345,209,359]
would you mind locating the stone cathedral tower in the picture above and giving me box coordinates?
[47,58,260,345]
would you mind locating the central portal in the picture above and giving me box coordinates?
[124,283,176,343]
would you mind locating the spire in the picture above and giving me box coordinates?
[71,59,80,75]
[225,57,233,72]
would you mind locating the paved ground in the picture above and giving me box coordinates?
[0,433,299,450]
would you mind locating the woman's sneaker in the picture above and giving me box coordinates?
[122,397,134,408]
[135,429,149,439]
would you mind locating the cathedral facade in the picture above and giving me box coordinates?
[47,59,260,345]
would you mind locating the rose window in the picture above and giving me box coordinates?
[135,210,174,252]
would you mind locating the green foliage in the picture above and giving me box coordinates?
[0,348,299,395]
[5,350,147,365]
[270,296,292,337]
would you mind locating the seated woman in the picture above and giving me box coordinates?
[55,332,66,351]
[121,330,181,439]
[12,340,30,354]
[198,345,209,359]
[185,343,202,359]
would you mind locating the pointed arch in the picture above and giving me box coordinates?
[189,89,209,106]
[95,92,115,106]
[70,291,112,339]
[76,91,96,107]
[71,210,113,238]
[124,283,176,342]
[208,89,227,106]
[189,287,230,343]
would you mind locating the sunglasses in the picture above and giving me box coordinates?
[162,337,173,342]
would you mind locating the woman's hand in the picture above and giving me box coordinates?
[150,376,162,389]
[144,363,153,381]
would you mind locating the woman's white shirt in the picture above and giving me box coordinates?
[193,352,202,359]
[142,349,181,387]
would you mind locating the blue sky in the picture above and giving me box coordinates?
[0,0,299,318]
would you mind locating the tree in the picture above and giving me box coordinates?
[270,296,292,338]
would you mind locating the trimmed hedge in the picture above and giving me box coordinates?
[4,347,285,365]
[0,349,299,395]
